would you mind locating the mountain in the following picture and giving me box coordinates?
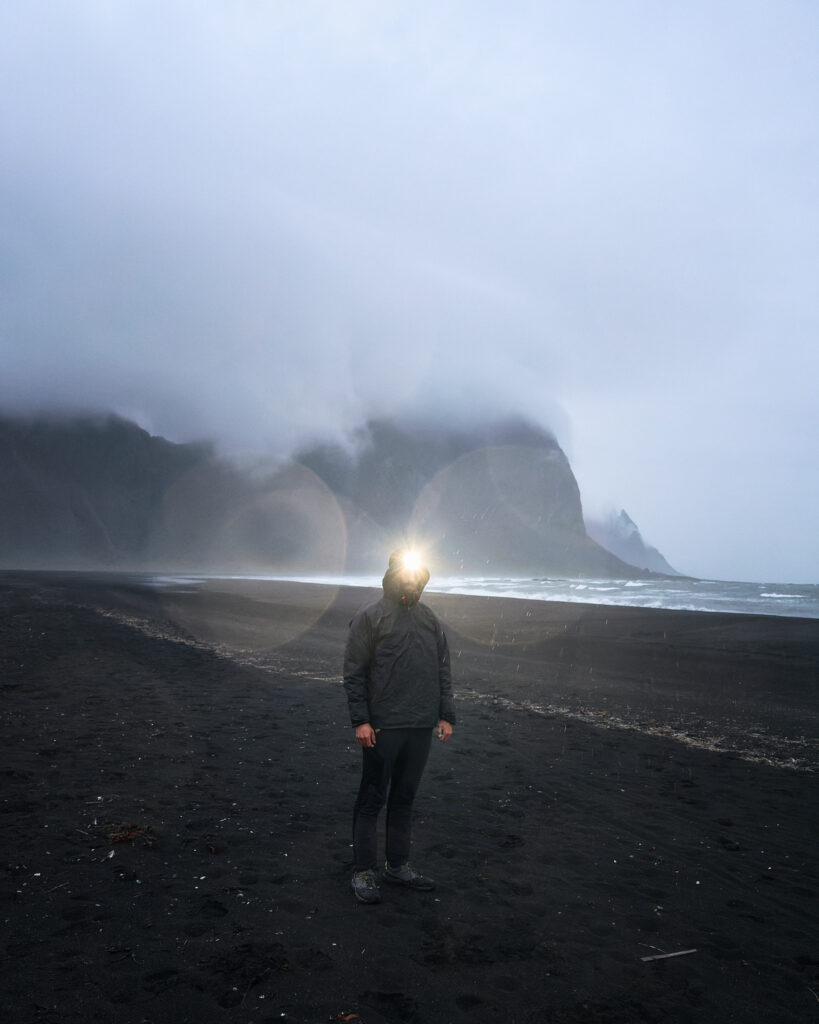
[0,413,347,573]
[0,412,674,578]
[0,413,206,568]
[585,509,680,575]
[297,418,650,577]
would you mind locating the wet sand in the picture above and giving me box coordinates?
[1,571,817,1023]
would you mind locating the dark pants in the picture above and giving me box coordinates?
[353,727,433,871]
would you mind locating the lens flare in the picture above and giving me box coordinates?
[401,549,422,572]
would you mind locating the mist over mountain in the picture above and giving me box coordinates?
[586,509,680,576]
[0,412,673,578]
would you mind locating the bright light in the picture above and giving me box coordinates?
[401,550,422,572]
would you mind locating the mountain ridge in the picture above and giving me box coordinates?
[0,411,678,578]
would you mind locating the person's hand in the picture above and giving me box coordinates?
[437,719,453,742]
[355,723,377,748]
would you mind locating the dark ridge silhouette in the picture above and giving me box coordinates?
[0,411,674,577]
[0,413,209,567]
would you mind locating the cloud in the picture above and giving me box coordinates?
[1,1,817,581]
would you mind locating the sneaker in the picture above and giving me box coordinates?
[382,862,435,890]
[351,869,381,904]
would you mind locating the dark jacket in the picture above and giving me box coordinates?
[343,566,456,730]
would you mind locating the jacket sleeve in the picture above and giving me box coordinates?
[343,610,374,727]
[436,622,456,725]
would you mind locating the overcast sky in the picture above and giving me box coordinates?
[2,2,817,583]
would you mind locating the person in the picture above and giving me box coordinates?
[343,550,455,904]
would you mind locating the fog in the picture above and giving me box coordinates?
[1,2,817,582]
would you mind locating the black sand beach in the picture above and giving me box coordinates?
[1,572,817,1023]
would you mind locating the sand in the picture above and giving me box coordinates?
[1,571,817,1023]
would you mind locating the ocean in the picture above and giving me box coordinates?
[428,575,819,619]
[153,573,819,619]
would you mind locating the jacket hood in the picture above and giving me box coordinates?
[382,551,430,605]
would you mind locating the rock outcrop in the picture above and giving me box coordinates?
[585,509,680,576]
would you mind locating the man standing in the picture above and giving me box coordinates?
[343,550,455,904]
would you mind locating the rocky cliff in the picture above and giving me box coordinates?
[298,419,643,576]
[585,509,680,576]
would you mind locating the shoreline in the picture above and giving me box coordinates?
[2,567,817,620]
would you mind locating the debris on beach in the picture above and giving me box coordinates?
[640,948,697,963]
[106,823,154,845]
